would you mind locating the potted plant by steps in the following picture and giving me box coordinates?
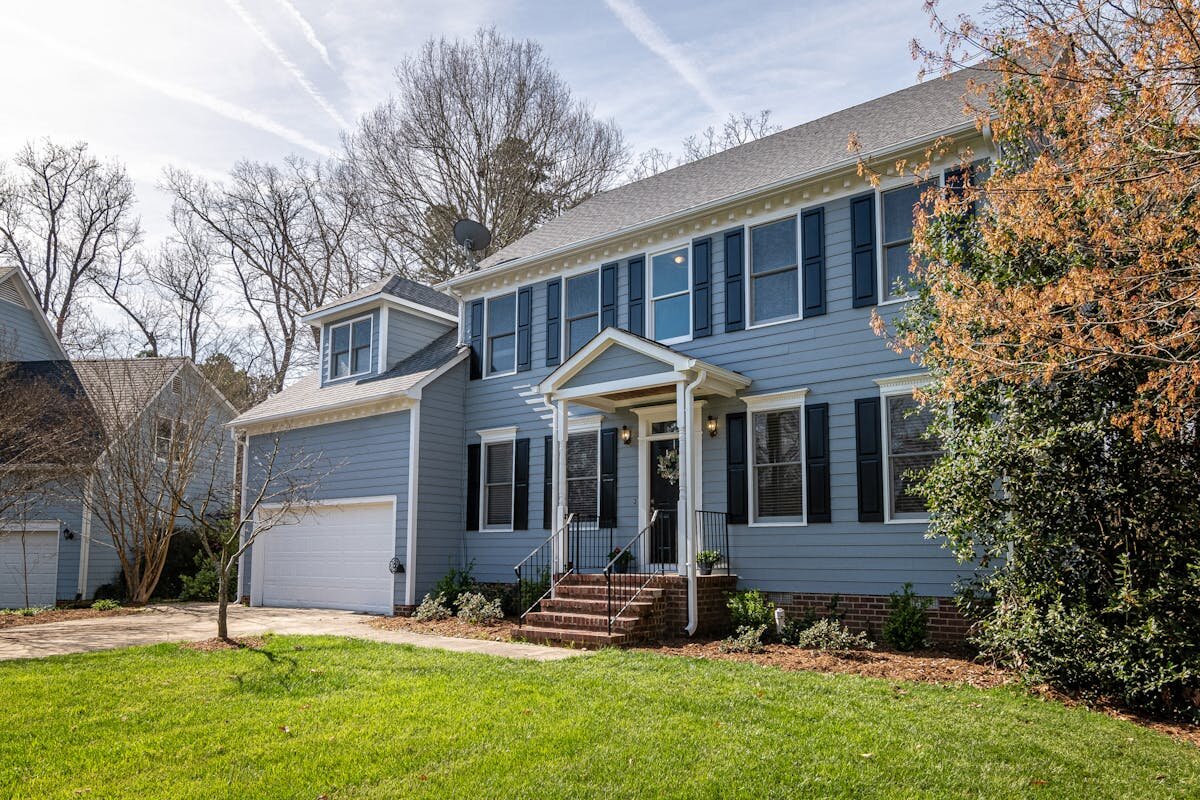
[608,547,634,574]
[696,550,722,576]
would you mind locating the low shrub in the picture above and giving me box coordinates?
[789,618,875,652]
[719,624,767,654]
[456,592,504,624]
[883,582,931,651]
[432,561,476,610]
[413,592,453,621]
[90,599,121,611]
[92,572,127,602]
[179,552,237,602]
[727,590,775,631]
[1,607,48,617]
[516,569,551,615]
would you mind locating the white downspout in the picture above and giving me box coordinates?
[404,400,421,609]
[75,472,94,600]
[683,369,707,636]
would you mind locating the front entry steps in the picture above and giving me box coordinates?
[517,574,666,647]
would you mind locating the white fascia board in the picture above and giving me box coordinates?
[302,294,457,326]
[874,372,931,395]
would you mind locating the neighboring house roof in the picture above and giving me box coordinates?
[465,66,982,277]
[305,275,459,320]
[0,360,102,465]
[230,330,467,430]
[72,357,189,437]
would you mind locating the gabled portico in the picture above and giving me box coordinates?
[536,328,750,634]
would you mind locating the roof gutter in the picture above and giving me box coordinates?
[438,120,981,292]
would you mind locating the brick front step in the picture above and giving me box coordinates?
[523,610,646,633]
[552,585,665,601]
[516,625,629,647]
[540,597,655,615]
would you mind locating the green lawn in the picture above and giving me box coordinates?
[1,637,1196,799]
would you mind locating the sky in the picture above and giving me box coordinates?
[0,0,985,247]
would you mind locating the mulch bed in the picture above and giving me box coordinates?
[368,615,519,642]
[0,607,143,629]
[181,636,266,652]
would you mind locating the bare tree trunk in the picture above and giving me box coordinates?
[217,564,230,640]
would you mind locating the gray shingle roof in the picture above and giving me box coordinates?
[230,330,466,428]
[72,357,188,437]
[476,67,982,271]
[307,275,457,318]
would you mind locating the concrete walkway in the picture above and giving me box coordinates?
[0,603,581,662]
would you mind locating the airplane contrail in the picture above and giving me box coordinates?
[272,0,334,69]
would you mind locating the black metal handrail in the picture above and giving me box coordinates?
[566,514,616,573]
[603,509,662,634]
[514,513,574,622]
[695,510,731,576]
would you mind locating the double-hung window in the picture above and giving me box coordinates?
[482,438,515,530]
[745,389,808,524]
[749,216,799,325]
[564,271,599,357]
[154,417,174,462]
[650,246,690,343]
[565,431,600,518]
[881,180,936,302]
[328,317,372,380]
[486,293,516,376]
[882,389,944,521]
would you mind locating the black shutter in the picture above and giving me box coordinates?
[545,278,561,367]
[693,237,712,338]
[801,208,826,317]
[627,256,645,336]
[513,438,530,530]
[542,435,553,530]
[599,427,618,528]
[855,397,884,522]
[516,286,532,372]
[851,194,877,308]
[468,300,484,380]
[600,262,618,330]
[723,228,745,332]
[805,403,831,523]
[466,443,481,530]
[726,411,748,523]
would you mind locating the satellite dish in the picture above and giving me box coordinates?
[453,218,492,252]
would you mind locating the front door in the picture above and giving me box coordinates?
[649,439,679,564]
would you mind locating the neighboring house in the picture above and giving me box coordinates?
[231,67,989,643]
[0,267,236,607]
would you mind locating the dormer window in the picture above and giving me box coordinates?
[328,316,372,381]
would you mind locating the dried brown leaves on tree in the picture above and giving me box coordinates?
[902,0,1200,440]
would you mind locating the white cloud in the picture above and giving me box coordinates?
[602,0,724,116]
[272,0,334,69]
[222,0,350,130]
[4,16,336,158]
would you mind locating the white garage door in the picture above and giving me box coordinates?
[0,529,59,609]
[253,499,396,614]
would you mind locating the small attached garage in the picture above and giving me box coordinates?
[250,497,398,615]
[0,524,60,609]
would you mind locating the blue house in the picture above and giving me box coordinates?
[231,68,988,643]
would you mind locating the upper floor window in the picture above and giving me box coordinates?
[749,217,799,326]
[154,417,174,462]
[486,293,516,376]
[883,392,944,521]
[328,316,372,380]
[565,270,599,357]
[881,180,935,302]
[650,247,690,343]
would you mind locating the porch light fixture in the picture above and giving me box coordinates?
[62,527,74,541]
[706,416,718,438]
[620,425,632,445]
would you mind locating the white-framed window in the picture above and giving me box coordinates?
[327,315,373,381]
[478,426,518,531]
[880,179,937,302]
[154,417,174,462]
[564,270,599,357]
[485,293,516,376]
[649,246,691,344]
[878,376,943,522]
[743,389,808,525]
[748,215,799,326]
[566,429,600,518]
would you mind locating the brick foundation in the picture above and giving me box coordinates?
[653,574,739,637]
[768,591,971,644]
[393,604,416,616]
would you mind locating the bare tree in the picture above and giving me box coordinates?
[0,140,141,339]
[76,359,234,604]
[629,111,782,181]
[163,157,373,391]
[148,214,221,362]
[344,27,628,283]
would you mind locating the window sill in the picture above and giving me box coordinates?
[480,526,515,533]
[748,520,807,528]
[746,315,801,332]
[325,370,372,385]
[875,295,914,308]
[655,334,693,347]
[884,517,930,525]
[482,370,517,381]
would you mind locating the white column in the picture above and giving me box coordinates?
[674,381,689,576]
[554,397,569,573]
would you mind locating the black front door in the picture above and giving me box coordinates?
[649,439,679,564]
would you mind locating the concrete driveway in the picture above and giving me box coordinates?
[0,603,579,662]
